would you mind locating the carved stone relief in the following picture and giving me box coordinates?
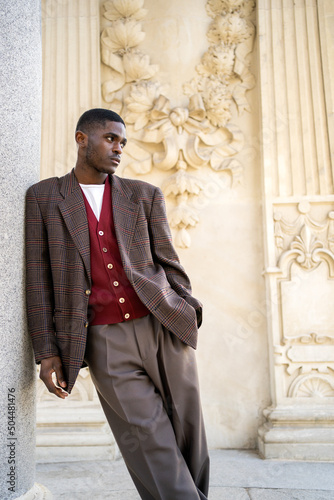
[274,201,334,266]
[271,202,334,398]
[288,372,334,398]
[100,0,256,247]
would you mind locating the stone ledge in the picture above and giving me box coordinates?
[15,483,52,500]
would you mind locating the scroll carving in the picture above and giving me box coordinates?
[275,334,334,376]
[101,0,256,247]
[275,336,334,398]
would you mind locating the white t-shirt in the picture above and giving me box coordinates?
[80,183,105,221]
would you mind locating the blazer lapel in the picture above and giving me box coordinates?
[111,175,139,254]
[58,171,91,279]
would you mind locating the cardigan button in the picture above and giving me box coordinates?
[85,289,91,295]
[84,321,89,328]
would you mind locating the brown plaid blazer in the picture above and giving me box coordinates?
[26,170,202,393]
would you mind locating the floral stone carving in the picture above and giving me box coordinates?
[101,0,255,247]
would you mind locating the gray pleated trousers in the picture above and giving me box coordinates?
[84,313,210,500]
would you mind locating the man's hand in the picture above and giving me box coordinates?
[40,356,68,399]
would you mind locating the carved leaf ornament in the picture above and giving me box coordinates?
[101,0,255,247]
[275,204,334,275]
[103,0,148,21]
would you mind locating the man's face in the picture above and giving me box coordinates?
[84,120,127,176]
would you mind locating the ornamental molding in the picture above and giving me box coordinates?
[275,337,334,398]
[273,202,334,275]
[275,334,334,377]
[270,202,334,397]
[287,372,334,398]
[100,0,256,247]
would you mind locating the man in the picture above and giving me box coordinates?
[26,108,209,499]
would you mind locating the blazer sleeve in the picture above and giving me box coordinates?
[25,186,59,362]
[148,187,203,327]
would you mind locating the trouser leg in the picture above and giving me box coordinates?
[84,315,209,500]
[97,389,196,500]
[142,315,210,496]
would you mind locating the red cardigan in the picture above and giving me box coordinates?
[82,176,149,325]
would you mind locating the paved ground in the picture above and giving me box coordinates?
[36,449,334,499]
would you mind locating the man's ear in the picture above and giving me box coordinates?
[75,130,87,148]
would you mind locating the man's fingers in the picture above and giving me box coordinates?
[53,361,67,388]
[48,381,68,399]
[40,356,68,399]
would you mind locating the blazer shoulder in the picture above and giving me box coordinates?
[27,177,58,194]
[27,171,71,196]
[114,175,159,193]
[113,175,163,204]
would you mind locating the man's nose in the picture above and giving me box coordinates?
[113,141,123,154]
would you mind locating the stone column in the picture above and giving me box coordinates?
[0,1,49,498]
[35,0,114,462]
[257,0,334,460]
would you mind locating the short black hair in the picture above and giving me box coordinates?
[76,108,125,133]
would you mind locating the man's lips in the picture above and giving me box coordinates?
[110,156,121,164]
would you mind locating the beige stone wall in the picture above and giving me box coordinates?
[37,0,334,460]
[98,0,268,450]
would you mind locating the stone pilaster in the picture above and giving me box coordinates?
[257,0,334,460]
[41,0,101,179]
[0,0,50,498]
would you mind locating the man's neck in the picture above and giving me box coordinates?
[73,165,108,185]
